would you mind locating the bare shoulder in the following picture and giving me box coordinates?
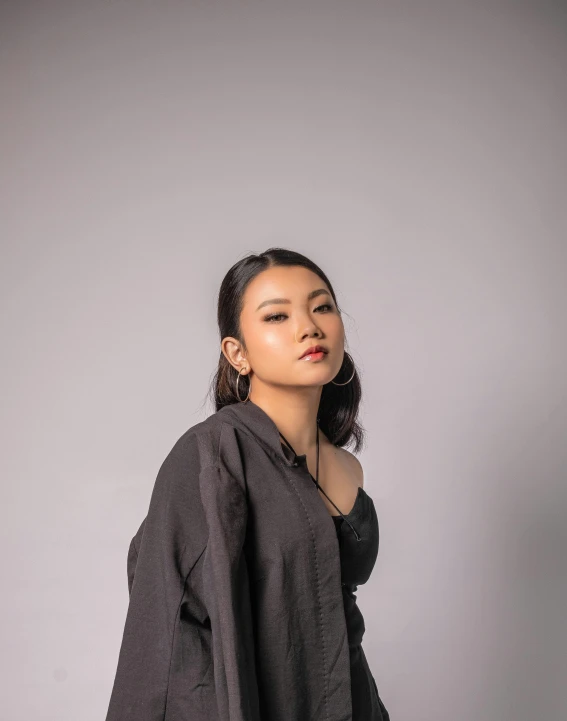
[335,446,364,489]
[319,432,364,489]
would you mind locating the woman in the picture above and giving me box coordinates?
[105,248,391,720]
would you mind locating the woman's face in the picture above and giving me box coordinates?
[227,265,345,389]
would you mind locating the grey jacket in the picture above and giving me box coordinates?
[105,399,368,721]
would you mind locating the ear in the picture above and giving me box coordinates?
[221,337,248,373]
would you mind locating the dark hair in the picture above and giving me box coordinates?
[208,247,365,454]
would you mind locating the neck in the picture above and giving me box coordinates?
[248,388,322,457]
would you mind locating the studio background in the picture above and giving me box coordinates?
[1,1,565,719]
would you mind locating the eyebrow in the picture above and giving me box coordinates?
[255,288,332,312]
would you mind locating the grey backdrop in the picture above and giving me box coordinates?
[1,1,566,720]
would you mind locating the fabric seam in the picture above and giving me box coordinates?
[285,473,330,721]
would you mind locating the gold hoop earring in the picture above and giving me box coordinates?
[331,351,356,386]
[235,366,251,402]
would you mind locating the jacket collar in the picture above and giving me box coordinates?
[217,399,307,468]
[218,399,365,541]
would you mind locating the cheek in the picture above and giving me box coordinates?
[248,327,290,372]
[324,315,344,341]
[262,327,289,353]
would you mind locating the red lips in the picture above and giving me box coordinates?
[299,345,328,359]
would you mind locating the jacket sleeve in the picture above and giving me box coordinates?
[126,519,144,596]
[105,426,261,721]
[104,445,196,721]
[199,454,261,720]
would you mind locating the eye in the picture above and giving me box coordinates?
[263,304,333,323]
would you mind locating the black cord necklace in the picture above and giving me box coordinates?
[278,418,362,541]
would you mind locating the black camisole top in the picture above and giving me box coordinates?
[331,487,390,720]
[277,430,390,720]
